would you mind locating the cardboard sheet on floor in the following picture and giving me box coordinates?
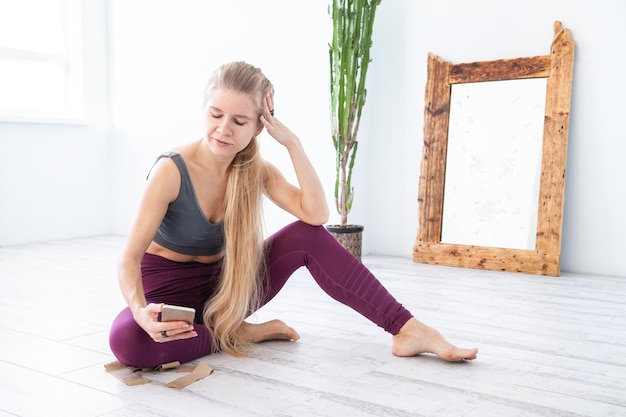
[104,360,213,389]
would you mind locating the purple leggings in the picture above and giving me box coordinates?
[109,221,413,367]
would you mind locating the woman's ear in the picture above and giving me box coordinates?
[254,122,264,137]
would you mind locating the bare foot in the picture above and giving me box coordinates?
[236,319,300,344]
[392,318,478,362]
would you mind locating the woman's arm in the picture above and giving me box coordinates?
[117,157,196,341]
[260,96,329,225]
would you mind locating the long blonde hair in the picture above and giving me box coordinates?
[202,62,273,355]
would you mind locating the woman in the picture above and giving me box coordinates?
[109,61,478,368]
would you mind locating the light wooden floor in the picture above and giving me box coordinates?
[0,235,625,417]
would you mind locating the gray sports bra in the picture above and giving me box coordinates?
[151,152,225,256]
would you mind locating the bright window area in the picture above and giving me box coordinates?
[0,0,84,122]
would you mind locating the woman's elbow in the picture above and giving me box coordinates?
[308,208,330,226]
[298,207,328,226]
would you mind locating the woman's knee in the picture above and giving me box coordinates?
[109,308,154,367]
[278,221,333,246]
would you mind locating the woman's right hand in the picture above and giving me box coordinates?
[134,303,198,343]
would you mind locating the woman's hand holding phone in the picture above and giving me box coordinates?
[135,303,198,342]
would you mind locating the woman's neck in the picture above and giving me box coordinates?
[192,137,232,177]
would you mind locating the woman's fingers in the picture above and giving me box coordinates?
[157,323,197,342]
[141,303,197,342]
[263,93,274,118]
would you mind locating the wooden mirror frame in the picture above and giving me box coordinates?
[413,22,575,276]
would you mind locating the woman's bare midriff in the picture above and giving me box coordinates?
[146,241,224,264]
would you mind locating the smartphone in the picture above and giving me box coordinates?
[161,304,196,324]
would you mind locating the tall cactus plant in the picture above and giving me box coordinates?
[329,0,381,226]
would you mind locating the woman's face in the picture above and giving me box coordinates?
[203,88,263,159]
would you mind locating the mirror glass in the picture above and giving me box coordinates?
[441,78,547,250]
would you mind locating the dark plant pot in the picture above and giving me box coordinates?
[326,224,364,260]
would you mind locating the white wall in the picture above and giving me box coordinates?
[1,0,624,278]
[0,1,111,245]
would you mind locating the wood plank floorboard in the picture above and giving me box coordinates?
[0,235,625,416]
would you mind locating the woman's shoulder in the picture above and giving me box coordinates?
[261,159,278,178]
[261,158,277,171]
[148,155,179,182]
[261,159,286,191]
[148,144,192,180]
